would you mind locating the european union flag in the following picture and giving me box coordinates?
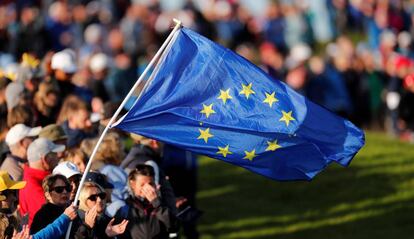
[114,27,365,181]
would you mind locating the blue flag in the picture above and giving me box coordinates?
[114,27,365,181]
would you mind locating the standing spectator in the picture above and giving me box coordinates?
[19,138,65,226]
[114,165,176,239]
[0,171,26,239]
[50,49,77,99]
[1,124,41,180]
[71,182,128,238]
[30,174,71,236]
[52,161,81,202]
[60,98,93,148]
[33,81,61,126]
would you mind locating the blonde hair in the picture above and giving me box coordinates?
[56,95,88,124]
[65,148,88,164]
[78,182,105,212]
[94,132,124,165]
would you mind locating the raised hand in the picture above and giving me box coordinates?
[12,225,32,239]
[64,204,78,220]
[85,204,98,228]
[105,218,129,237]
[142,183,158,202]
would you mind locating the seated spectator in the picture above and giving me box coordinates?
[1,124,41,180]
[114,165,176,239]
[30,174,71,236]
[19,138,65,226]
[52,161,81,202]
[71,182,128,238]
[0,171,26,238]
[39,124,68,159]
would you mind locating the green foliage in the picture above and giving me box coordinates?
[197,132,414,239]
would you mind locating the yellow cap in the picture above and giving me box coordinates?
[0,171,26,191]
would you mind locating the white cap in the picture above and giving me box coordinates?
[90,53,109,73]
[51,49,77,73]
[6,124,42,146]
[27,138,65,162]
[53,161,81,179]
[5,82,24,110]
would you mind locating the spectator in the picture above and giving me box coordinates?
[60,98,93,148]
[52,161,82,202]
[64,148,87,173]
[19,138,65,226]
[30,174,71,236]
[0,171,26,238]
[70,182,128,238]
[33,81,61,126]
[1,124,41,180]
[7,105,34,129]
[114,165,175,239]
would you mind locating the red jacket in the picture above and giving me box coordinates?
[19,165,49,227]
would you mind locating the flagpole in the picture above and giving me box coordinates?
[65,19,182,239]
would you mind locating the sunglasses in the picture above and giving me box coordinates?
[50,185,72,194]
[87,192,107,202]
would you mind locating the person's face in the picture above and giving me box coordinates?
[85,187,106,214]
[71,109,91,130]
[130,175,154,198]
[72,155,86,173]
[47,179,70,207]
[68,175,81,202]
[1,190,18,211]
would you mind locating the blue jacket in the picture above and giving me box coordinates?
[32,214,70,239]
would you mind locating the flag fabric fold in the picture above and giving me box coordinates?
[114,27,365,181]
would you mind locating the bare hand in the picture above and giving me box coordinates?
[64,205,78,220]
[142,183,158,202]
[105,218,129,237]
[12,225,32,239]
[85,204,98,228]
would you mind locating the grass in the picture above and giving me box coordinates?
[196,132,414,239]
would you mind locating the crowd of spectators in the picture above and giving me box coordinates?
[1,0,414,238]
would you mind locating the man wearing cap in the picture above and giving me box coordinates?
[19,138,65,227]
[0,170,26,238]
[1,124,41,180]
[39,124,68,158]
[51,49,77,98]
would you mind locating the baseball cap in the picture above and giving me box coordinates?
[53,161,81,179]
[39,124,68,142]
[85,171,114,189]
[0,170,26,191]
[51,49,77,73]
[5,82,24,110]
[27,138,65,162]
[6,124,42,146]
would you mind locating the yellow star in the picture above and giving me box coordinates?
[217,89,233,104]
[279,110,295,126]
[263,92,278,108]
[197,128,213,143]
[200,103,216,118]
[266,140,282,151]
[217,145,232,157]
[243,149,257,161]
[239,83,255,99]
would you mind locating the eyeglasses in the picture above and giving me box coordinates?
[87,192,106,202]
[50,185,72,194]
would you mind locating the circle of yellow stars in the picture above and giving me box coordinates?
[197,82,295,162]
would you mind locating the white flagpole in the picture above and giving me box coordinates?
[65,19,182,239]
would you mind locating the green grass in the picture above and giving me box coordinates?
[197,132,414,239]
